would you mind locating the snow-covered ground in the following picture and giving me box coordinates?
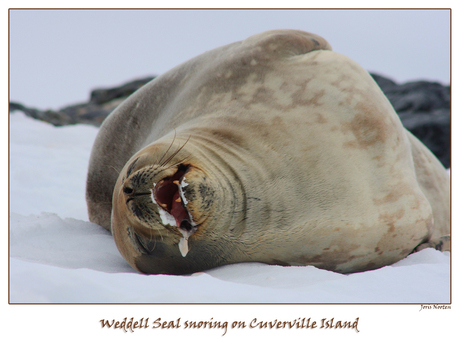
[9,111,451,304]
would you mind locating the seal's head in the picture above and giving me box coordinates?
[111,135,247,274]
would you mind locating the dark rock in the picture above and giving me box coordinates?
[370,73,451,168]
[9,76,155,127]
[398,109,450,168]
[90,77,156,105]
[10,73,450,168]
[385,81,449,113]
[369,73,398,92]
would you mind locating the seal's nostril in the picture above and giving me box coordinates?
[123,186,134,195]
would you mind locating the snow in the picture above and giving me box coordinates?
[9,111,451,304]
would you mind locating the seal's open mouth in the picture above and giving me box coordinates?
[151,165,195,257]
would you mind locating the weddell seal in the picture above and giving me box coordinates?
[86,29,450,275]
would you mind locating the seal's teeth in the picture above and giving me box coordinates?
[180,178,189,188]
[175,197,181,203]
[173,180,180,185]
[179,237,189,257]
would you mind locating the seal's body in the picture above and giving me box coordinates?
[86,30,450,275]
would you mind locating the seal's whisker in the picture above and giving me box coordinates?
[163,155,192,172]
[158,228,164,243]
[148,228,157,252]
[160,142,185,167]
[150,154,191,181]
[156,130,177,166]
[160,135,191,167]
[109,165,121,175]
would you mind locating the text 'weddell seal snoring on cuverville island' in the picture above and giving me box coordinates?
[86,29,450,275]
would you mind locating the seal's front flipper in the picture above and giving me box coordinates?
[415,235,451,252]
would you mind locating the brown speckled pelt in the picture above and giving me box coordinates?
[86,29,450,275]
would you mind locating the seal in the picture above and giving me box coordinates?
[86,29,450,275]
